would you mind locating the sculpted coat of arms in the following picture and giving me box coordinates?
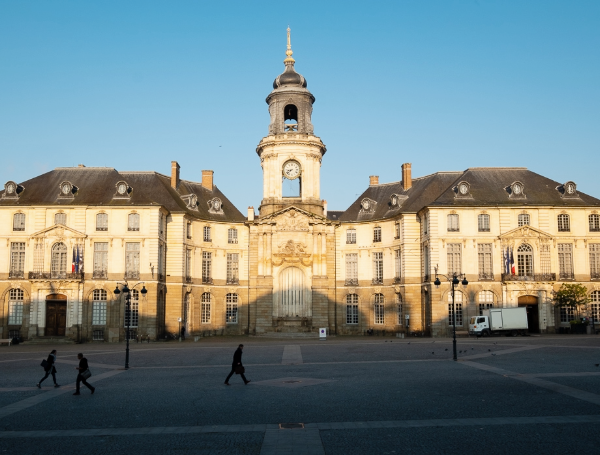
[273,240,311,266]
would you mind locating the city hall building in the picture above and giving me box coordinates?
[2,33,600,342]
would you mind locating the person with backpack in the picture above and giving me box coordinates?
[37,349,59,388]
[73,353,95,395]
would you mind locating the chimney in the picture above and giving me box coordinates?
[77,164,85,168]
[322,200,327,218]
[201,170,214,191]
[369,175,379,186]
[402,163,412,191]
[171,161,180,189]
[247,206,255,221]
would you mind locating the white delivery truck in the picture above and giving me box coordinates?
[468,307,528,337]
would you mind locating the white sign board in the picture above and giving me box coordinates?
[319,328,327,339]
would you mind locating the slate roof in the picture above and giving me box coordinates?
[0,167,246,222]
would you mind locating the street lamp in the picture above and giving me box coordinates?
[434,266,468,361]
[114,282,147,369]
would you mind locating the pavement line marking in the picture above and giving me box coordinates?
[2,415,600,439]
[56,359,123,370]
[461,361,600,406]
[0,369,126,420]
[133,359,447,369]
[459,345,543,360]
[282,345,303,365]
[260,428,324,455]
[0,387,42,392]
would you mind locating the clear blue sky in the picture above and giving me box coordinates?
[1,0,599,211]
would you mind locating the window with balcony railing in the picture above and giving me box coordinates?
[372,252,383,284]
[227,253,239,284]
[590,244,600,279]
[478,243,493,280]
[9,242,25,279]
[558,243,574,280]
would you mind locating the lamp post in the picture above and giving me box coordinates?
[114,282,147,369]
[434,266,468,361]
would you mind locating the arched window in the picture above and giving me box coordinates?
[51,243,68,278]
[478,290,494,315]
[201,292,211,324]
[54,212,67,225]
[283,104,298,131]
[96,213,108,231]
[226,293,238,323]
[374,294,385,325]
[346,294,358,324]
[448,290,463,326]
[590,291,600,323]
[517,244,533,276]
[92,289,107,325]
[125,289,139,328]
[13,213,25,231]
[128,213,140,231]
[396,293,403,325]
[8,289,24,325]
[557,214,570,232]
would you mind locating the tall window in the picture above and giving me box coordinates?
[346,229,356,244]
[373,252,383,284]
[92,289,107,325]
[159,212,164,236]
[33,241,44,273]
[394,249,401,280]
[13,213,25,231]
[128,213,140,231]
[558,243,574,280]
[448,291,463,326]
[478,291,494,315]
[55,212,67,225]
[478,214,490,232]
[186,222,192,239]
[228,228,238,244]
[590,214,600,232]
[51,243,68,279]
[478,244,493,280]
[203,226,211,242]
[373,226,382,243]
[447,243,462,275]
[423,214,428,235]
[96,213,108,231]
[518,214,530,227]
[557,214,570,232]
[202,252,212,283]
[447,214,459,232]
[10,242,25,278]
[125,243,140,279]
[201,292,211,323]
[345,253,358,285]
[590,244,600,279]
[125,289,139,328]
[227,253,239,284]
[394,223,400,239]
[590,291,600,323]
[423,245,430,280]
[185,249,192,281]
[8,289,24,325]
[560,306,575,323]
[517,244,533,276]
[226,293,238,323]
[374,294,385,324]
[396,293,403,325]
[540,244,551,275]
[93,242,108,279]
[346,294,358,324]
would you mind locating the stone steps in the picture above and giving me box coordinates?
[22,336,77,345]
[254,332,321,339]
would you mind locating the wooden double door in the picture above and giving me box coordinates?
[46,294,67,336]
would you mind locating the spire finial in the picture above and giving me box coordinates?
[284,26,295,65]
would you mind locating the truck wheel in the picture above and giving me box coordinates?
[482,330,490,337]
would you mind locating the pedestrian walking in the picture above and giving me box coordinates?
[224,344,250,385]
[73,353,95,395]
[37,349,60,388]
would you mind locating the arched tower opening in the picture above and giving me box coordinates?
[284,104,298,132]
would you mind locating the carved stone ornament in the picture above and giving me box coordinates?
[359,198,376,215]
[560,181,578,198]
[181,194,199,211]
[58,181,77,198]
[276,210,309,231]
[114,181,131,198]
[455,181,472,198]
[507,181,526,199]
[499,225,553,248]
[208,197,224,214]
[272,240,311,266]
[3,181,22,199]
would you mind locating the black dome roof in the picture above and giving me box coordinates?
[273,64,307,89]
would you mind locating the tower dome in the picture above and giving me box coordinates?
[272,27,307,89]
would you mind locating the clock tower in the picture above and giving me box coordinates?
[256,28,326,217]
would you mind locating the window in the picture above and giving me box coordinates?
[373,226,382,243]
[93,242,108,279]
[447,243,462,275]
[557,214,570,232]
[394,249,401,280]
[128,213,140,231]
[374,294,384,324]
[590,214,600,232]
[373,252,383,284]
[93,330,104,341]
[423,214,428,235]
[518,214,530,227]
[226,293,238,323]
[158,242,165,279]
[423,245,430,280]
[346,229,356,244]
[203,226,211,242]
[51,243,68,279]
[394,223,400,239]
[55,212,67,225]
[125,243,140,279]
[186,222,192,239]
[33,241,44,273]
[478,214,490,232]
[517,244,533,276]
[559,306,575,324]
[448,291,463,326]
[346,294,358,324]
[159,212,164,236]
[540,244,551,276]
[8,289,24,325]
[13,213,25,231]
[447,214,459,232]
[478,291,494,315]
[227,253,239,284]
[201,292,211,323]
[345,253,358,285]
[396,293,403,325]
[590,291,600,323]
[478,244,493,280]
[96,213,108,231]
[125,289,139,328]
[202,252,212,283]
[558,243,574,280]
[92,289,107,325]
[185,249,192,281]
[10,242,25,278]
[228,228,238,244]
[590,244,600,279]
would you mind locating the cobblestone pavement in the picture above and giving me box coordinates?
[1,335,599,454]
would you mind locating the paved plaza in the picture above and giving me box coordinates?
[1,335,600,454]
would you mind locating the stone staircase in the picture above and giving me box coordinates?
[22,336,77,345]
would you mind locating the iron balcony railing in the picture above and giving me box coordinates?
[29,272,84,280]
[9,270,24,279]
[186,276,193,283]
[591,272,600,280]
[478,272,494,281]
[502,273,556,282]
[559,272,575,280]
[125,271,140,280]
[226,278,239,285]
[372,278,383,285]
[93,271,108,279]
[202,277,214,285]
[345,279,358,286]
[394,276,402,284]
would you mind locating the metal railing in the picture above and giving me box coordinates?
[29,271,84,280]
[345,279,358,286]
[371,278,383,285]
[202,277,213,285]
[9,270,24,279]
[478,272,494,281]
[93,271,108,279]
[125,271,140,280]
[559,272,575,280]
[591,272,600,280]
[502,273,556,282]
[226,278,239,285]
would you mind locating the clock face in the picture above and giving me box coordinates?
[513,184,522,195]
[565,183,575,194]
[459,183,468,195]
[117,183,127,195]
[6,183,15,194]
[61,184,70,195]
[283,161,300,179]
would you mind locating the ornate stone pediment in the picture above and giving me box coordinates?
[273,240,311,266]
[259,206,330,231]
[30,224,87,242]
[499,225,552,247]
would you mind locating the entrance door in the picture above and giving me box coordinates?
[518,295,539,333]
[46,294,67,336]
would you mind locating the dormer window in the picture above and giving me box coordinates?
[208,197,224,214]
[181,194,198,211]
[58,181,77,197]
[115,181,131,198]
[359,198,376,215]
[456,181,471,197]
[561,181,578,198]
[55,212,67,225]
[3,181,22,199]
[508,181,526,198]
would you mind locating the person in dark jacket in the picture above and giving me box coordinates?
[224,344,250,385]
[73,353,95,395]
[37,349,59,388]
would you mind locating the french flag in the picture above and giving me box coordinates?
[72,247,76,273]
[510,247,515,275]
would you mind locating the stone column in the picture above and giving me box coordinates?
[258,233,264,276]
[313,233,319,276]
[266,231,272,276]
[321,233,327,277]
